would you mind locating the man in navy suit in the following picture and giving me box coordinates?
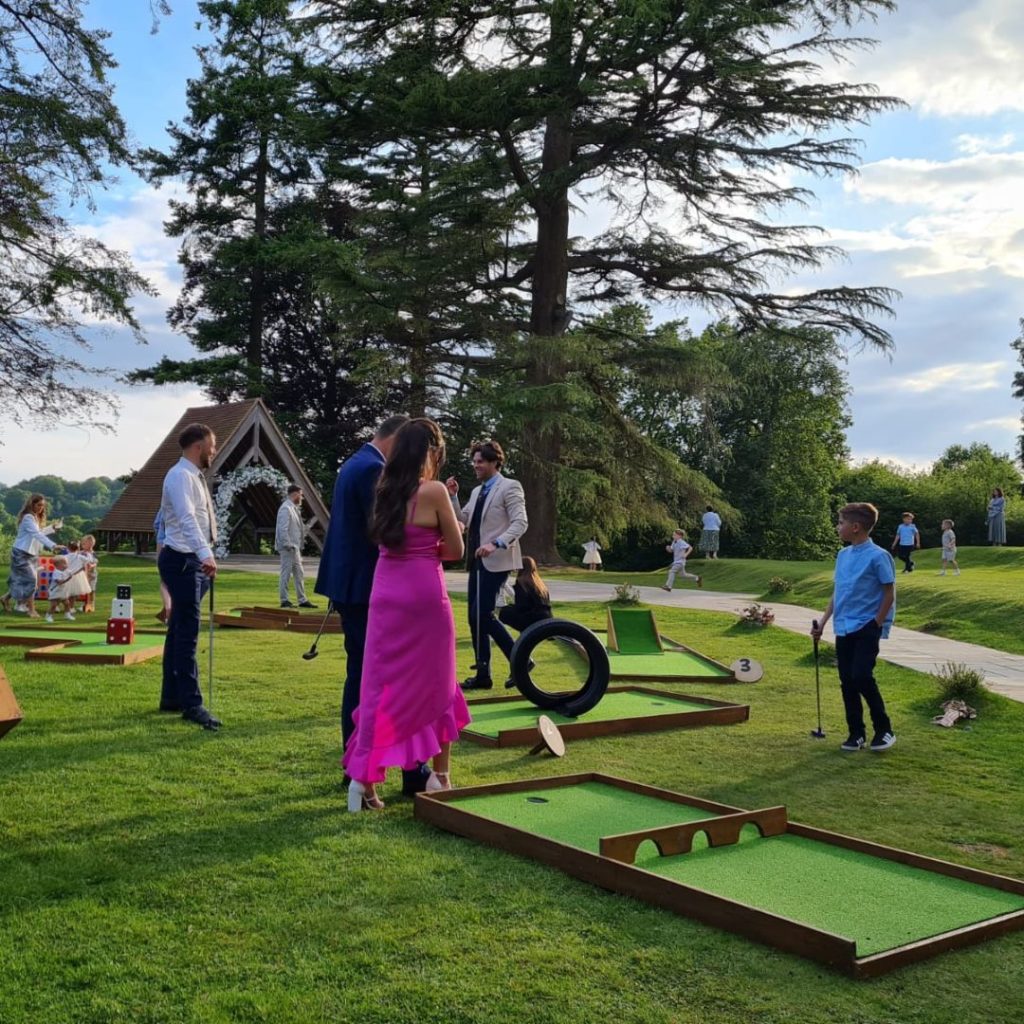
[314,415,429,794]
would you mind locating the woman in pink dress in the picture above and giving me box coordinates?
[345,418,469,812]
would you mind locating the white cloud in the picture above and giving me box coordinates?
[900,361,1007,394]
[966,415,1020,431]
[840,0,1024,116]
[0,385,207,485]
[955,132,1016,155]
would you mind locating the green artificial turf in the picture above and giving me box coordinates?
[608,649,734,678]
[644,834,1024,957]
[455,780,723,849]
[452,782,1024,957]
[462,692,719,738]
[608,608,663,654]
[0,628,162,657]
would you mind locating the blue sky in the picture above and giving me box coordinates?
[2,0,1023,484]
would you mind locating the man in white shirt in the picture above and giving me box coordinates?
[276,485,315,608]
[157,423,221,730]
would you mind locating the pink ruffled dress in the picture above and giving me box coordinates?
[343,517,470,784]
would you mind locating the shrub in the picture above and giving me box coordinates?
[935,662,987,705]
[767,576,792,594]
[612,583,641,605]
[740,602,775,627]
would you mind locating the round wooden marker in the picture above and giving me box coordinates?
[528,714,566,757]
[729,657,764,683]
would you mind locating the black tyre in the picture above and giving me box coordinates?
[509,618,610,718]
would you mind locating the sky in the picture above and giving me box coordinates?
[2,0,1023,485]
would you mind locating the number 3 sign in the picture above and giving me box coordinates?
[729,657,764,683]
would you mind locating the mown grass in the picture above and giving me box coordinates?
[1,559,1023,1022]
[551,546,1024,656]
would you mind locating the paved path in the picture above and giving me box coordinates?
[219,557,1024,703]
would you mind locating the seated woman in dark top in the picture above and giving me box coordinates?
[498,556,553,633]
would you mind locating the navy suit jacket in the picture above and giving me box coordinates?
[314,442,385,606]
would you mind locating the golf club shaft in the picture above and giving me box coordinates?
[307,601,334,656]
[208,577,214,713]
[812,619,822,732]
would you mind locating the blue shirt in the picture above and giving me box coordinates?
[895,523,918,545]
[832,541,896,638]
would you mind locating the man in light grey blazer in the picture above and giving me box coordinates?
[447,440,528,690]
[276,484,316,609]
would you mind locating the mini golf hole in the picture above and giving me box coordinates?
[526,797,549,804]
[650,701,667,706]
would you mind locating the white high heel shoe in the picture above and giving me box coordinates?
[347,779,384,813]
[425,771,452,793]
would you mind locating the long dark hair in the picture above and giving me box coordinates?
[517,556,549,602]
[370,418,445,549]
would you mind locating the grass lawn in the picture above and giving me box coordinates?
[2,558,1023,1022]
[552,546,1024,656]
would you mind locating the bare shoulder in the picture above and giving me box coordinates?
[417,480,449,504]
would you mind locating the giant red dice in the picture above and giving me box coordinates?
[106,618,135,645]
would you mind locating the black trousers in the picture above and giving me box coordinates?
[338,601,424,788]
[467,564,514,677]
[895,544,915,572]
[158,546,210,711]
[835,621,892,739]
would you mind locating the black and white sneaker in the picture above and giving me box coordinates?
[840,735,865,752]
[870,731,896,752]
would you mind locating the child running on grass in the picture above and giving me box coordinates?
[661,529,702,591]
[938,519,960,576]
[811,502,896,753]
[890,511,920,573]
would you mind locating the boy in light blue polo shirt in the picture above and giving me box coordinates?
[811,502,896,753]
[890,511,920,573]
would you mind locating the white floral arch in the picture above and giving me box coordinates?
[212,464,289,559]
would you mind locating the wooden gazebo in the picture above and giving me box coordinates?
[98,399,329,554]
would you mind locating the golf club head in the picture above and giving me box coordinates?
[810,728,826,739]
[301,648,319,661]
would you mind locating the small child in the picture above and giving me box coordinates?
[581,537,602,571]
[498,556,554,687]
[938,519,960,576]
[811,502,896,753]
[45,556,81,622]
[661,529,702,591]
[79,534,99,613]
[890,511,920,573]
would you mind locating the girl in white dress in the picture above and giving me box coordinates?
[582,537,602,570]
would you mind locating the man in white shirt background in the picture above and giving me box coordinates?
[276,484,316,609]
[157,422,221,730]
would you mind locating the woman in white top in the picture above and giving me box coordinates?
[699,505,722,559]
[2,493,62,618]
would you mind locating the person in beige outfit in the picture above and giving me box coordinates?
[446,440,528,690]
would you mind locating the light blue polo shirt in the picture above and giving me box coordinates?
[895,522,919,545]
[832,541,896,638]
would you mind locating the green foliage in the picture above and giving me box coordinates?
[612,583,641,605]
[0,0,152,433]
[837,443,1023,547]
[0,476,124,539]
[936,662,988,706]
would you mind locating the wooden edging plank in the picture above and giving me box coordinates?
[460,687,748,747]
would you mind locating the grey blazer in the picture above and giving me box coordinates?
[455,474,528,572]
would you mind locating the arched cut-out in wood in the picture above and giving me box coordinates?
[599,806,788,864]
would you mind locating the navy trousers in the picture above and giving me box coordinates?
[835,621,892,739]
[467,564,514,677]
[158,546,210,712]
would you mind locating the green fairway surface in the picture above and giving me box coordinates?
[453,782,1024,957]
[1,628,161,657]
[608,608,662,653]
[2,556,1024,1022]
[608,648,733,678]
[463,692,719,738]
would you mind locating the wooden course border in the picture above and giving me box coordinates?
[213,606,342,634]
[460,686,749,748]
[0,666,23,739]
[415,773,1024,978]
[0,631,163,666]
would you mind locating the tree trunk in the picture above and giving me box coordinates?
[519,6,573,564]
[247,128,268,397]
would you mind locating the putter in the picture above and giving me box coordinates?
[302,602,335,661]
[810,619,825,739]
[473,556,482,680]
[207,577,215,715]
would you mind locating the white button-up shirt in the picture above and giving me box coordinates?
[160,457,215,561]
[13,514,58,555]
